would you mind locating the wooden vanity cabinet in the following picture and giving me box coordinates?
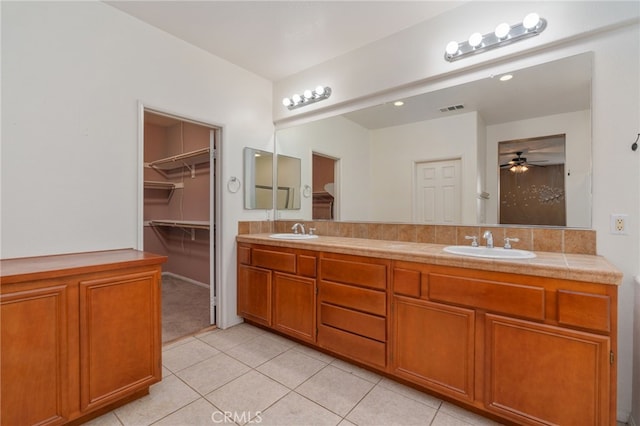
[393,296,476,401]
[485,314,611,425]
[391,260,617,426]
[236,241,618,425]
[237,244,317,343]
[0,250,166,426]
[317,253,389,369]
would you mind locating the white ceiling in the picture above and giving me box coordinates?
[107,0,591,146]
[104,0,466,82]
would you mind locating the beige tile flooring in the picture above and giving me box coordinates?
[86,323,507,426]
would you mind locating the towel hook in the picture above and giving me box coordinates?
[632,133,639,151]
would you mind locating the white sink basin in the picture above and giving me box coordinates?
[443,245,536,259]
[269,233,319,240]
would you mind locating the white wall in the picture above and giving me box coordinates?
[485,110,592,227]
[370,112,479,223]
[0,1,274,329]
[276,116,371,221]
[274,2,639,421]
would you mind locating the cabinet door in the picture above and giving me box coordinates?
[485,314,610,425]
[1,284,71,426]
[79,270,161,413]
[392,297,475,401]
[237,264,272,326]
[273,272,315,343]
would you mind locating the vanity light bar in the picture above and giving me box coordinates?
[282,86,332,110]
[444,13,547,62]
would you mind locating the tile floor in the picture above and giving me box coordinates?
[87,323,507,426]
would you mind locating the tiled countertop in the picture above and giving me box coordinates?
[237,234,623,286]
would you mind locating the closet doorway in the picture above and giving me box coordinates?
[140,108,219,343]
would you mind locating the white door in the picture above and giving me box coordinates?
[415,159,462,224]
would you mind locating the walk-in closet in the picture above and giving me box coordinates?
[142,110,217,343]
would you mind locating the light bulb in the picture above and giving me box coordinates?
[303,89,313,99]
[292,94,302,104]
[468,32,483,48]
[523,13,540,30]
[282,98,292,107]
[494,22,510,39]
[315,86,326,96]
[445,41,459,55]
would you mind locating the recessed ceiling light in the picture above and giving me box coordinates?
[499,74,513,82]
[393,101,405,107]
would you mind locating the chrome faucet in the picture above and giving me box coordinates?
[291,223,306,235]
[483,230,494,248]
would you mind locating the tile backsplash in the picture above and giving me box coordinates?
[237,220,596,255]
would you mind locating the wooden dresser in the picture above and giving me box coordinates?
[0,249,167,426]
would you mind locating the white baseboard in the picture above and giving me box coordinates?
[162,271,210,289]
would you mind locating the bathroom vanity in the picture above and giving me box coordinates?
[236,234,621,426]
[0,249,167,426]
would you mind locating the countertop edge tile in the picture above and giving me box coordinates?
[236,234,623,286]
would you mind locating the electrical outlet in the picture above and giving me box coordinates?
[610,214,628,235]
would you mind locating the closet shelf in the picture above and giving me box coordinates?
[143,181,184,201]
[147,147,211,175]
[148,219,210,240]
[148,220,210,230]
[144,181,185,191]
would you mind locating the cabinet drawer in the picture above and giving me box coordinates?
[429,274,545,321]
[393,268,422,298]
[238,246,251,265]
[557,290,610,332]
[320,258,387,290]
[319,303,385,342]
[317,324,386,369]
[318,281,386,316]
[252,248,296,273]
[298,255,317,278]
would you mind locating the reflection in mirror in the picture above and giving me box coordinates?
[276,154,301,210]
[312,153,338,220]
[498,135,567,226]
[276,52,592,228]
[244,148,273,209]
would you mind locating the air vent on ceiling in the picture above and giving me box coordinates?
[439,104,465,113]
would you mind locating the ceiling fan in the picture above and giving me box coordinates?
[500,151,547,172]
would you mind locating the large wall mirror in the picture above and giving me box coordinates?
[276,154,301,210]
[244,147,273,209]
[276,52,592,228]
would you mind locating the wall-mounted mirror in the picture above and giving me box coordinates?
[276,154,301,210]
[244,147,273,209]
[276,52,592,228]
